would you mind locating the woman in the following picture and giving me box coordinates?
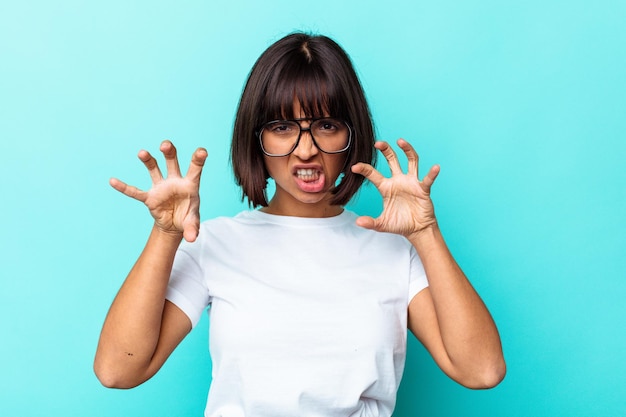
[94,32,505,416]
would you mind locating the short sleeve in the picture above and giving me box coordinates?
[165,245,211,328]
[408,246,429,302]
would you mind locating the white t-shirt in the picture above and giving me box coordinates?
[166,209,428,417]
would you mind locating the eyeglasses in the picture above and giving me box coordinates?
[257,117,352,157]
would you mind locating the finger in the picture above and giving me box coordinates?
[354,215,377,230]
[397,139,419,177]
[375,141,403,176]
[181,211,201,242]
[422,164,440,192]
[185,147,208,183]
[138,150,164,184]
[160,140,182,178]
[351,162,386,188]
[182,222,200,242]
[109,177,148,202]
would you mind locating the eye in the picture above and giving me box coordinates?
[266,121,297,135]
[314,118,343,134]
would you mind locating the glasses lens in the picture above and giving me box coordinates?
[310,118,350,153]
[260,121,300,156]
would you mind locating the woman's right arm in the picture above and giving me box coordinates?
[93,140,207,388]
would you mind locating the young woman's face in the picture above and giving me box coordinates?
[262,103,347,218]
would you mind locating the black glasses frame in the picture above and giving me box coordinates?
[256,117,352,157]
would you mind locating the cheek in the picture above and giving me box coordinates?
[328,154,348,177]
[263,156,287,179]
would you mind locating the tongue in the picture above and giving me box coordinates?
[295,172,326,193]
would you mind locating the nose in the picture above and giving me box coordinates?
[292,128,319,160]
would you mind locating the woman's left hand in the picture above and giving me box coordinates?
[351,139,440,239]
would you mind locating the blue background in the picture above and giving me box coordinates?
[1,0,624,415]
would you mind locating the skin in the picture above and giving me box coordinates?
[261,117,347,218]
[94,136,506,390]
[95,141,205,388]
[352,139,506,388]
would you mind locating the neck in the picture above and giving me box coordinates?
[261,197,343,218]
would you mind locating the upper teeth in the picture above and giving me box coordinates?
[297,169,316,176]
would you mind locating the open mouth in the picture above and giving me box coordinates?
[293,167,326,193]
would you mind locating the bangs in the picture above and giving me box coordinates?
[259,58,347,124]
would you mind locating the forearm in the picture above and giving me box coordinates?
[94,225,183,386]
[408,225,505,386]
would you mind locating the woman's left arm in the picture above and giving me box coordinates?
[351,139,506,389]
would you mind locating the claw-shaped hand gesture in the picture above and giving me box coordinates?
[110,140,208,242]
[351,139,440,240]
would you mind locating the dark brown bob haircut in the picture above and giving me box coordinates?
[231,32,376,207]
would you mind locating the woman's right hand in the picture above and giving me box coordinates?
[110,140,208,242]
